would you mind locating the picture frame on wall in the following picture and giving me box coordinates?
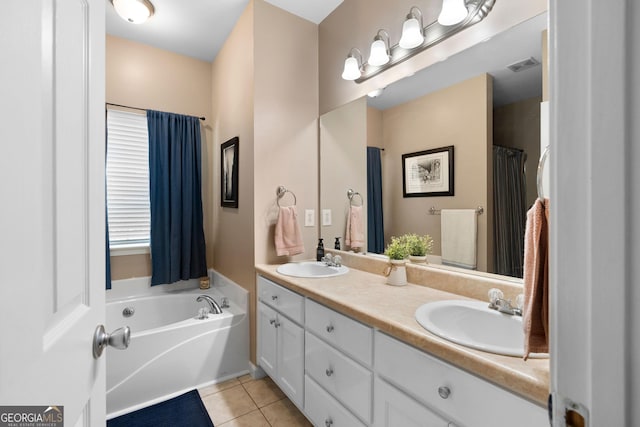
[402,145,454,197]
[221,137,239,208]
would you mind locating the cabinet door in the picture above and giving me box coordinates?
[277,314,305,408]
[374,378,450,427]
[258,302,278,378]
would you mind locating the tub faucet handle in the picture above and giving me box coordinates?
[221,297,230,308]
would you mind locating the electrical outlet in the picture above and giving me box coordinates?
[322,209,332,226]
[304,209,315,227]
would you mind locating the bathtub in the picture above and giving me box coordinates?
[106,274,249,418]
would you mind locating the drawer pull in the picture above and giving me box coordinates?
[326,324,334,333]
[438,386,451,399]
[325,367,334,377]
[271,295,278,301]
[325,418,333,427]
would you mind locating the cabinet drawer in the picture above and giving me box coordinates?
[375,332,547,427]
[257,275,304,323]
[306,299,373,366]
[305,375,367,427]
[305,332,372,423]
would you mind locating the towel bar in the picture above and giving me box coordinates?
[347,189,364,206]
[428,206,484,215]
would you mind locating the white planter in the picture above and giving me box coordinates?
[385,260,407,286]
[408,255,427,264]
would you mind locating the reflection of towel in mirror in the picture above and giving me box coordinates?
[274,206,305,256]
[440,209,477,269]
[523,198,549,360]
[345,206,365,249]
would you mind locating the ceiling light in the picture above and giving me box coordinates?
[438,0,468,26]
[342,48,363,81]
[111,0,155,24]
[368,30,391,67]
[399,7,424,49]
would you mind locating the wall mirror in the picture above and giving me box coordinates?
[319,12,547,279]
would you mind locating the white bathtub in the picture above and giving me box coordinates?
[106,274,249,418]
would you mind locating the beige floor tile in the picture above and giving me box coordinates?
[261,398,312,427]
[218,409,271,427]
[198,378,241,397]
[237,374,255,384]
[243,377,286,408]
[201,384,258,425]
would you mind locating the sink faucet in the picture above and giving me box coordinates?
[321,254,342,267]
[488,298,522,317]
[197,295,223,314]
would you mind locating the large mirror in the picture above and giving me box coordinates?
[320,12,547,279]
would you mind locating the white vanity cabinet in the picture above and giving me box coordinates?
[375,332,548,427]
[257,276,304,408]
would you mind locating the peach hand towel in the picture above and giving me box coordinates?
[274,206,305,256]
[523,198,549,360]
[345,206,365,249]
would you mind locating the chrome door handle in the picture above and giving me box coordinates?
[93,325,130,359]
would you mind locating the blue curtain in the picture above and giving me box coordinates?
[493,145,526,278]
[106,117,112,290]
[147,110,207,286]
[367,147,384,253]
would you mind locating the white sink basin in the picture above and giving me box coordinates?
[276,261,349,278]
[415,300,547,358]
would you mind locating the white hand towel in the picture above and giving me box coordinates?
[440,209,477,269]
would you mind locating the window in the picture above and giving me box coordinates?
[106,110,150,248]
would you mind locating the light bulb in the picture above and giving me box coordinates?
[112,0,154,24]
[438,0,468,26]
[399,17,424,49]
[341,56,361,81]
[368,39,389,66]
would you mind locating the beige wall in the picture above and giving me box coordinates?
[381,74,493,272]
[494,96,542,210]
[318,0,547,114]
[106,35,213,280]
[320,98,367,249]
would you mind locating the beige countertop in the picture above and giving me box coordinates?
[255,262,550,407]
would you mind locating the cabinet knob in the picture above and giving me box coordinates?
[325,367,334,377]
[326,324,334,333]
[269,319,276,325]
[325,418,333,427]
[274,321,281,328]
[271,295,278,301]
[438,386,451,399]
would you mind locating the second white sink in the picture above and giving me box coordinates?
[415,300,547,358]
[276,261,349,278]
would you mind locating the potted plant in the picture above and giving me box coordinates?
[403,233,433,264]
[383,236,409,286]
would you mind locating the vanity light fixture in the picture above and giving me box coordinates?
[341,0,496,83]
[110,0,155,24]
[368,30,391,67]
[341,48,364,81]
[399,7,425,49]
[437,0,469,26]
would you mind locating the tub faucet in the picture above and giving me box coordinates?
[197,295,223,314]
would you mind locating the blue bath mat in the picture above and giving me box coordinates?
[107,389,214,427]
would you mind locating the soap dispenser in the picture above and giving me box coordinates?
[316,238,325,261]
[334,237,341,250]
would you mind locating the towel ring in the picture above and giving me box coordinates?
[276,186,297,207]
[537,146,550,199]
[347,189,363,207]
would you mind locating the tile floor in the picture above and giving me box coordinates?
[198,374,312,427]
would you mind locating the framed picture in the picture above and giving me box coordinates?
[221,137,239,208]
[402,145,454,197]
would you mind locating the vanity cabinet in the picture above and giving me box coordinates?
[257,276,304,408]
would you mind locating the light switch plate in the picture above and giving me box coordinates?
[322,209,332,226]
[304,209,315,227]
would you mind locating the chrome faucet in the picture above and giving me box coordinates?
[487,288,523,317]
[321,254,342,267]
[197,295,223,314]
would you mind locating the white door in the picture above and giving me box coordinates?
[257,302,278,378]
[0,1,106,425]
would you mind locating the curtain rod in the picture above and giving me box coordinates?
[106,102,206,121]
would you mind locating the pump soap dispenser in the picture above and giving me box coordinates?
[316,238,325,261]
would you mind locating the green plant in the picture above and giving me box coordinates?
[384,236,409,260]
[402,233,434,256]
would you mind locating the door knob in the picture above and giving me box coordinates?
[93,325,131,359]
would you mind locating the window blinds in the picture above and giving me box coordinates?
[106,110,150,245]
